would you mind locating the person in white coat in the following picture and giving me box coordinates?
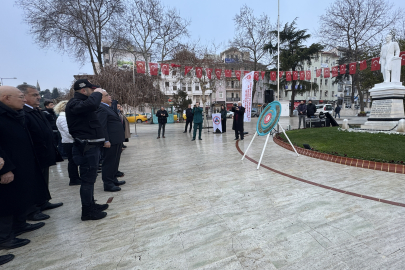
[54,101,81,186]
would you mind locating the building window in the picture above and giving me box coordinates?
[182,87,186,91]
[227,81,231,87]
[172,71,177,76]
[188,87,191,91]
[236,93,239,98]
[165,82,169,87]
[231,93,234,98]
[325,91,328,97]
[219,92,223,98]
[301,91,303,96]
[320,90,323,97]
[320,79,323,85]
[231,81,234,88]
[173,85,177,91]
[235,81,239,87]
[195,85,199,91]
[314,91,317,96]
[139,106,144,112]
[314,78,317,84]
[325,79,328,86]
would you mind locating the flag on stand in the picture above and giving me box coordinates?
[324,68,330,78]
[206,68,212,79]
[293,71,298,80]
[254,71,259,81]
[261,71,265,80]
[161,64,170,75]
[195,67,203,78]
[349,63,356,74]
[149,63,158,75]
[215,69,222,79]
[340,64,346,75]
[316,68,322,77]
[136,61,145,73]
[235,70,241,81]
[225,69,232,77]
[306,70,311,80]
[286,71,292,81]
[371,57,380,71]
[360,60,367,71]
[270,71,277,81]
[299,71,305,80]
[332,66,338,77]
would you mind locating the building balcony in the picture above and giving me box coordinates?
[226,97,240,102]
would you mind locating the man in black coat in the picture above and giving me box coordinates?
[306,100,317,118]
[66,79,108,221]
[156,106,168,139]
[96,90,125,192]
[183,104,193,133]
[17,84,63,220]
[0,86,50,260]
[232,101,245,140]
[43,100,65,157]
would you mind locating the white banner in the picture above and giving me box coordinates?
[242,71,254,122]
[212,113,222,133]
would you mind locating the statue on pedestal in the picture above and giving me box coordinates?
[380,35,401,83]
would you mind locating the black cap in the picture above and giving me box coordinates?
[73,79,100,90]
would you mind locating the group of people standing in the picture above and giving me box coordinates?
[0,79,130,266]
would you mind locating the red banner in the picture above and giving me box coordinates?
[359,60,367,71]
[340,64,346,75]
[371,57,380,71]
[324,68,330,78]
[279,71,284,78]
[171,63,181,68]
[286,71,292,81]
[400,51,405,66]
[149,63,158,76]
[292,71,298,80]
[215,69,222,79]
[195,67,203,78]
[254,71,259,81]
[316,68,322,77]
[349,62,356,74]
[299,71,305,80]
[332,66,338,77]
[270,71,277,81]
[235,70,241,81]
[136,61,145,74]
[161,64,170,75]
[243,70,250,76]
[185,66,192,76]
[206,68,212,79]
[225,69,232,78]
[306,70,311,80]
[261,71,265,80]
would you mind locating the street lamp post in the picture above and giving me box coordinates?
[0,77,17,86]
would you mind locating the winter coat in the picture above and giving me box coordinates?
[96,104,125,145]
[232,106,245,131]
[220,109,227,120]
[56,112,74,143]
[297,104,307,115]
[0,101,51,216]
[156,110,168,124]
[306,103,317,117]
[335,106,341,113]
[42,108,58,131]
[185,108,194,121]
[192,107,203,124]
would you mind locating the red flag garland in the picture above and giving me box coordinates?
[292,71,298,80]
[400,51,405,66]
[360,60,367,71]
[279,71,284,78]
[195,67,203,78]
[225,69,232,77]
[261,71,265,80]
[171,63,181,68]
[149,63,158,76]
[161,64,170,75]
[270,71,277,81]
[215,69,222,79]
[299,71,305,80]
[185,66,192,76]
[332,66,338,77]
[286,71,292,81]
[371,57,380,71]
[206,68,212,79]
[235,70,241,80]
[324,68,330,78]
[254,71,259,81]
[340,64,346,75]
[349,63,356,74]
[136,61,145,74]
[316,69,322,77]
[306,70,311,80]
[243,70,250,76]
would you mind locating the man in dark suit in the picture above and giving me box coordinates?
[183,104,193,133]
[17,84,63,221]
[0,86,51,264]
[96,90,125,192]
[156,106,168,139]
[232,101,245,140]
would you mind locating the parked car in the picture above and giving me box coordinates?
[227,111,234,118]
[251,108,259,117]
[366,111,371,117]
[140,112,152,120]
[126,113,147,123]
[314,104,333,115]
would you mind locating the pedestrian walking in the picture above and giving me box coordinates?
[156,106,168,139]
[183,104,193,133]
[192,102,203,141]
[297,100,307,129]
[232,101,245,140]
[306,100,317,118]
[220,105,227,133]
[334,105,341,118]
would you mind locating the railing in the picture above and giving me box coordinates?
[226,97,240,101]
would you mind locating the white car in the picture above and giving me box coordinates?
[315,104,333,115]
[226,111,234,118]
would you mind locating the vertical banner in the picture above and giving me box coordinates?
[270,71,277,81]
[286,71,292,81]
[254,71,259,81]
[185,66,192,75]
[235,70,241,81]
[340,64,346,75]
[242,71,254,122]
[212,113,222,133]
[332,66,338,77]
[195,67,203,78]
[206,68,212,79]
[316,68,322,77]
[161,64,170,75]
[349,63,357,74]
[293,71,298,80]
[136,61,145,73]
[371,57,380,71]
[306,70,311,80]
[359,60,367,71]
[400,51,405,66]
[299,71,305,80]
[225,69,232,77]
[149,63,158,75]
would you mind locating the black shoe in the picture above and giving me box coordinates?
[104,186,121,192]
[0,238,30,250]
[27,212,50,221]
[122,144,127,148]
[234,138,239,140]
[97,170,102,173]
[157,137,160,139]
[191,138,195,141]
[241,138,244,140]
[81,207,107,221]
[41,202,63,211]
[93,203,109,211]
[14,222,45,237]
[199,138,202,140]
[189,130,191,133]
[115,171,125,177]
[0,254,14,265]
[69,180,82,186]
[183,131,187,133]
[114,180,126,186]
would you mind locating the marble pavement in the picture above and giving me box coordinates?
[1,118,405,269]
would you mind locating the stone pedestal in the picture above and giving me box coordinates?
[361,82,405,130]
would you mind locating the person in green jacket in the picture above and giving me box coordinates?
[192,102,203,141]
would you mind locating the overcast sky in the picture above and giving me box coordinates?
[1,0,404,91]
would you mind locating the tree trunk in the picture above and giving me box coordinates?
[289,81,296,117]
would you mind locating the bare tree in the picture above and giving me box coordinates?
[319,0,402,111]
[16,0,124,75]
[231,5,275,101]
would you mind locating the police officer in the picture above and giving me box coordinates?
[65,79,108,221]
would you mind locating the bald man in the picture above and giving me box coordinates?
[0,86,50,264]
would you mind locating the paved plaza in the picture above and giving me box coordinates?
[2,117,405,269]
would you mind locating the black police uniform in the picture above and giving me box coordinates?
[65,90,105,217]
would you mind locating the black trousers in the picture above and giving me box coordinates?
[63,143,80,182]
[72,145,100,207]
[158,123,166,137]
[0,213,28,243]
[221,119,226,132]
[235,128,244,139]
[185,119,192,131]
[101,143,121,188]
